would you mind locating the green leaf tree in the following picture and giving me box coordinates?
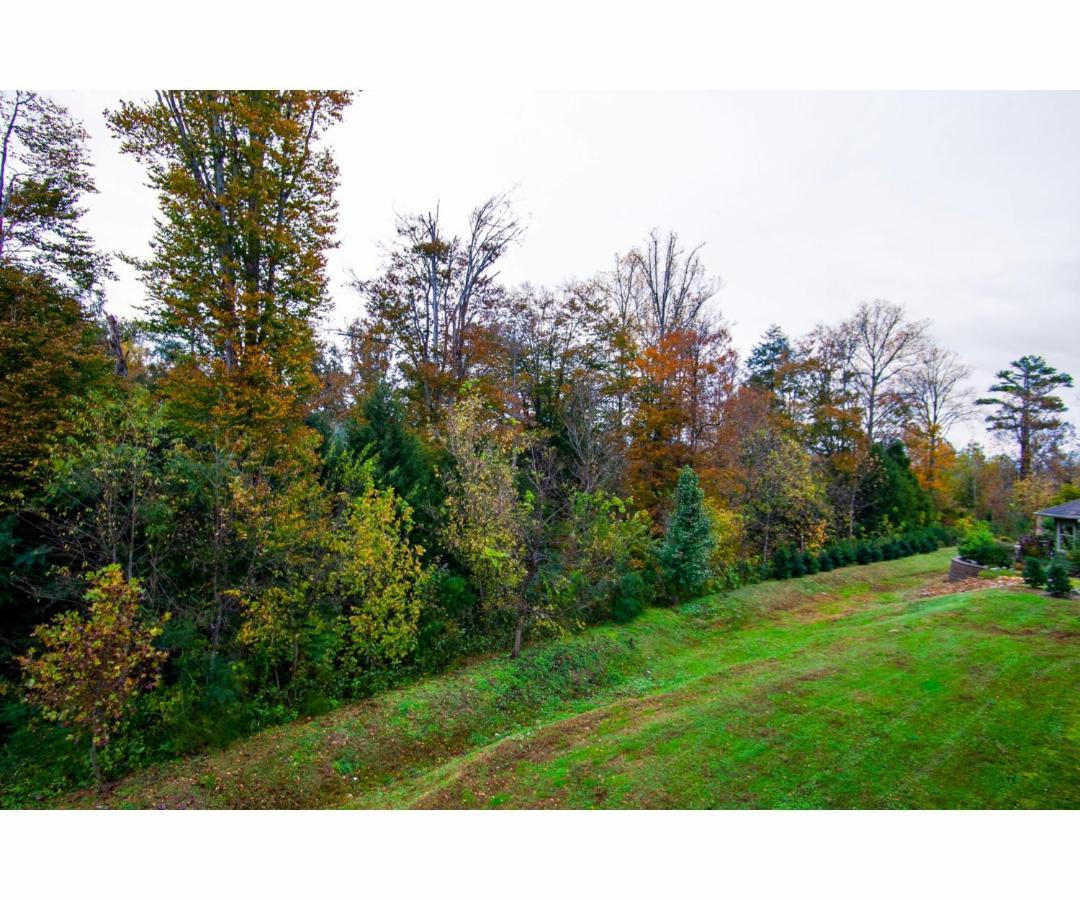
[0,91,113,295]
[441,392,532,656]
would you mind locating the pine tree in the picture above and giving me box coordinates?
[771,546,793,580]
[658,467,715,602]
[746,324,792,394]
[1045,555,1072,598]
[1022,556,1046,588]
[976,356,1073,478]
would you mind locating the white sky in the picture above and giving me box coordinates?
[56,90,1080,448]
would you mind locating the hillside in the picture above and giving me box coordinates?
[63,548,1080,809]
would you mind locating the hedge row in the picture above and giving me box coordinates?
[767,525,952,582]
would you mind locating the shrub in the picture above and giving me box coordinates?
[611,572,646,623]
[1022,556,1047,589]
[18,566,168,788]
[855,542,873,565]
[804,551,820,575]
[791,549,807,578]
[771,547,793,580]
[1018,534,1050,560]
[1046,556,1073,598]
[958,521,1013,567]
[818,550,833,572]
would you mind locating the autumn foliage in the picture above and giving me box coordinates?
[18,566,167,786]
[0,89,1075,799]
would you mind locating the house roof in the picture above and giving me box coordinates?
[1035,499,1080,520]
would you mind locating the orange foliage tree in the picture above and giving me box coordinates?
[626,324,736,519]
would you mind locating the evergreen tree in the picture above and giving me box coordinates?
[658,467,714,602]
[1045,555,1072,598]
[977,356,1074,478]
[746,324,792,394]
[1022,556,1046,589]
[858,441,934,534]
[329,381,444,545]
[771,546,793,580]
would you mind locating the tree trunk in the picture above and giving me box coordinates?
[106,314,128,377]
[89,741,103,792]
[511,606,525,660]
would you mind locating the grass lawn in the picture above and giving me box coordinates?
[60,548,1080,809]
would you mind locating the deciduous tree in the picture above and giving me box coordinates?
[847,299,928,445]
[19,565,167,787]
[0,91,112,295]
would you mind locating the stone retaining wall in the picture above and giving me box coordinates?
[949,557,985,582]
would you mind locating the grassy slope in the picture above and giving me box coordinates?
[64,548,1080,809]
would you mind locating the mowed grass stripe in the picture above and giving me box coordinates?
[59,549,1080,809]
[407,587,1080,809]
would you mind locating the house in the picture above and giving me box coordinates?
[1034,500,1080,553]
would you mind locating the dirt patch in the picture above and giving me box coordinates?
[411,657,836,809]
[912,575,1023,599]
[972,624,1080,642]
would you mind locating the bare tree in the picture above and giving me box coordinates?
[597,251,645,334]
[357,192,524,422]
[562,377,625,492]
[847,299,928,444]
[902,344,972,494]
[629,229,719,342]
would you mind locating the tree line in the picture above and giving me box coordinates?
[0,90,1075,797]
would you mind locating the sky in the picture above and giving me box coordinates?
[55,90,1080,448]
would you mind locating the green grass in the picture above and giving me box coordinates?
[56,548,1080,809]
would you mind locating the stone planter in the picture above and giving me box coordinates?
[949,557,985,582]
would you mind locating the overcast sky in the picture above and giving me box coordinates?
[56,90,1080,448]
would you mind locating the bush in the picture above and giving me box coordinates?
[771,547,793,580]
[804,551,820,575]
[855,542,873,565]
[1022,556,1047,589]
[1046,556,1073,598]
[791,549,807,578]
[818,550,833,572]
[611,572,646,623]
[1018,534,1050,560]
[958,521,1013,567]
